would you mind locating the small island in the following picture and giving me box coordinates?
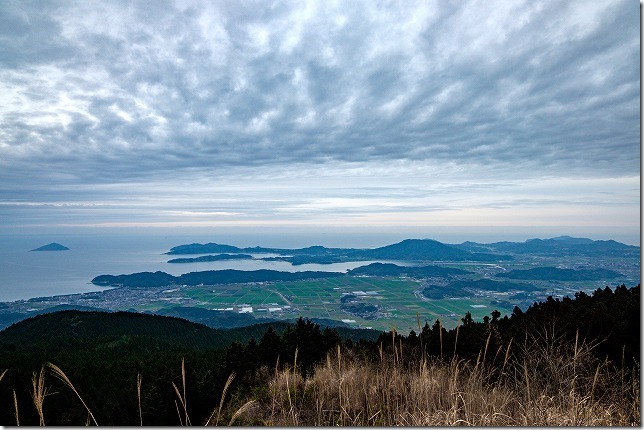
[29,243,69,252]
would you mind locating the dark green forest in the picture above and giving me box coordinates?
[0,284,638,426]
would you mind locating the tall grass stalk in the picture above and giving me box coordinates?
[13,389,20,426]
[439,320,443,361]
[31,366,47,426]
[46,362,98,426]
[174,400,183,426]
[453,324,459,358]
[205,371,235,426]
[137,373,143,426]
[172,358,191,426]
[482,331,491,364]
[227,400,257,426]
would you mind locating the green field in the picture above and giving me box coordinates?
[169,276,515,331]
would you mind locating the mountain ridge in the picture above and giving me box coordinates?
[163,236,638,263]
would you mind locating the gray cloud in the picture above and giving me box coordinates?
[0,0,639,237]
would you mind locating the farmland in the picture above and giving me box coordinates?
[113,276,519,332]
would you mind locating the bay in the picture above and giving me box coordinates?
[0,233,400,302]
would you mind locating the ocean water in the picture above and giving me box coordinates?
[0,233,402,302]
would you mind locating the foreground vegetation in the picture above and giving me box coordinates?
[0,284,639,425]
[260,339,639,426]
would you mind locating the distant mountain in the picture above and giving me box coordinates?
[260,255,345,265]
[166,242,242,254]
[549,236,595,244]
[243,245,355,256]
[164,236,637,264]
[453,237,639,258]
[496,267,623,281]
[29,242,69,251]
[358,239,512,261]
[348,262,471,277]
[92,269,344,288]
[167,253,254,263]
[164,239,512,262]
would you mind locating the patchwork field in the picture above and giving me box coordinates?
[164,276,517,331]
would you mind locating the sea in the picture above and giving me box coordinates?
[0,231,416,303]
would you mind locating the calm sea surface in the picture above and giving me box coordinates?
[0,233,404,302]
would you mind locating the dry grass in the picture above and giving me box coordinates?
[30,367,48,426]
[203,370,260,426]
[258,333,640,426]
[13,389,20,426]
[46,362,98,426]
[205,371,235,426]
[137,373,143,426]
[172,358,191,426]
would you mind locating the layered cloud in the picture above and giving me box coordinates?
[0,0,639,237]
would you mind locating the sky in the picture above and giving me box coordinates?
[0,0,640,245]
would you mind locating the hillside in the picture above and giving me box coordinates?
[167,253,254,263]
[91,269,344,288]
[422,278,535,299]
[0,310,231,352]
[360,239,496,261]
[347,262,471,277]
[455,236,640,258]
[0,310,381,354]
[497,266,623,281]
[166,242,242,254]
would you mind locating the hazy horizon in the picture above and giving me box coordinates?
[2,225,639,249]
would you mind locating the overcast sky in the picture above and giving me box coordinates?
[0,0,640,244]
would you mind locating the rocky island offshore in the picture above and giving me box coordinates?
[29,243,69,252]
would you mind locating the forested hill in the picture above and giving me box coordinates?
[347,262,471,277]
[0,312,379,426]
[0,310,382,354]
[454,236,640,258]
[92,269,343,288]
[0,310,234,352]
[357,239,511,261]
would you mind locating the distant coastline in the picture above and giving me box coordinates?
[167,253,254,264]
